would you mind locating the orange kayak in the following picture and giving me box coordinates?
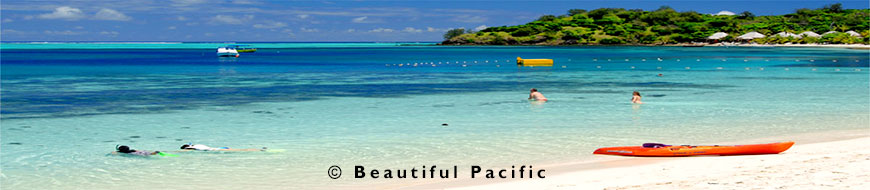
[593,142,794,157]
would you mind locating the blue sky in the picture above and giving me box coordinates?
[1,0,866,42]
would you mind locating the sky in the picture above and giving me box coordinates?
[1,0,867,42]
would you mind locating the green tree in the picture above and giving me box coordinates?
[568,9,587,16]
[823,3,843,13]
[443,28,466,40]
[537,15,557,22]
[738,11,755,19]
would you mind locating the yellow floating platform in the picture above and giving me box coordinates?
[517,57,553,66]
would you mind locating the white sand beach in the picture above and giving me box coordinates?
[706,43,870,49]
[441,134,869,190]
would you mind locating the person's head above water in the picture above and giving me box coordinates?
[633,91,641,96]
[180,144,191,149]
[116,145,134,153]
[530,88,538,92]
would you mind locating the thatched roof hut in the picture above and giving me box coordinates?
[737,32,765,40]
[707,32,728,40]
[799,31,821,38]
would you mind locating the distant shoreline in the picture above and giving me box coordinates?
[438,43,870,49]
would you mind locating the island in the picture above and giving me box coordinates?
[441,3,869,46]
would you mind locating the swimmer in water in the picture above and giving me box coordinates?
[113,145,160,156]
[528,88,547,101]
[632,91,643,104]
[179,143,267,152]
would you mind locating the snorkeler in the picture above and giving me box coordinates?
[179,143,267,152]
[113,145,168,156]
[632,91,643,104]
[528,88,548,101]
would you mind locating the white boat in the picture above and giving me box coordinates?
[216,47,239,57]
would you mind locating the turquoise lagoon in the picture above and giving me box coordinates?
[1,43,868,189]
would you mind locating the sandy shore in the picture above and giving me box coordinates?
[354,129,870,190]
[705,43,870,49]
[439,134,869,190]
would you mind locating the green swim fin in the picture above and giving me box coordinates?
[157,152,178,157]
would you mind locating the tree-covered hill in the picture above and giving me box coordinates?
[441,4,869,45]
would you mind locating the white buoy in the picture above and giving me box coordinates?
[593,59,598,62]
[607,59,611,62]
[596,66,602,69]
[641,59,646,62]
[812,68,817,71]
[474,61,477,63]
[835,68,840,71]
[743,59,748,62]
[495,60,498,63]
[810,60,814,62]
[765,59,770,62]
[784,68,789,71]
[722,59,726,62]
[696,59,701,62]
[676,59,680,62]
[832,60,838,62]
[625,59,630,62]
[485,60,488,63]
[630,66,635,69]
[795,59,800,62]
[496,65,500,67]
[856,60,860,62]
[462,65,467,67]
[656,67,662,70]
[759,68,764,70]
[685,67,691,70]
[562,66,567,68]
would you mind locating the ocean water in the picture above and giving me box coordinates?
[1,44,868,189]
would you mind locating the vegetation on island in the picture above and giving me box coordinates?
[441,3,869,45]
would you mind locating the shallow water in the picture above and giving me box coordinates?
[1,45,868,189]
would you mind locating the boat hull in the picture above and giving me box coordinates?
[216,47,240,57]
[593,142,794,157]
